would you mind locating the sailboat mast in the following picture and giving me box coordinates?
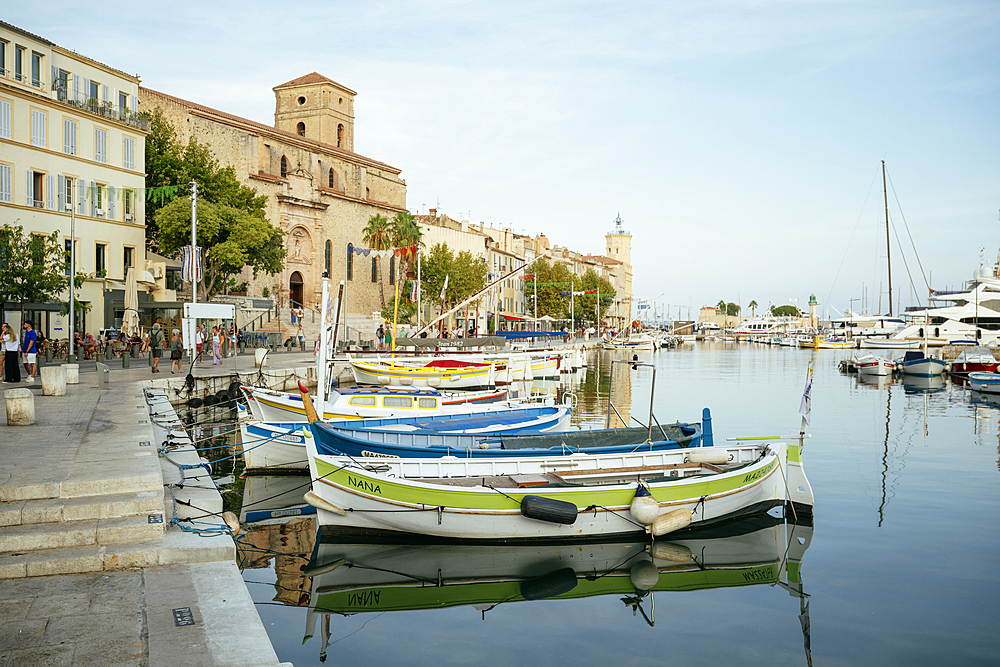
[882,160,892,317]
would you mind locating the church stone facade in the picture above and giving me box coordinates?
[141,73,407,326]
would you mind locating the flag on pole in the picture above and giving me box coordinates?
[180,245,202,282]
[440,274,449,301]
[409,279,417,301]
[798,362,813,425]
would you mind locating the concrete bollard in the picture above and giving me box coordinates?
[5,388,35,425]
[122,352,130,368]
[96,362,110,390]
[65,363,80,384]
[41,365,67,396]
[255,348,268,368]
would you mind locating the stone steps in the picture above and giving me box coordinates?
[0,512,166,553]
[0,489,165,526]
[0,524,235,578]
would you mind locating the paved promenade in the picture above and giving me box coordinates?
[0,351,310,667]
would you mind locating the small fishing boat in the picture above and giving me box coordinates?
[948,346,998,377]
[302,426,813,541]
[799,337,855,349]
[240,404,574,469]
[853,354,895,376]
[307,417,699,461]
[242,384,511,422]
[968,372,1000,394]
[898,350,947,377]
[350,358,498,389]
[601,332,656,351]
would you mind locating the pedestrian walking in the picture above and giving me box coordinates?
[376,323,385,351]
[297,324,304,350]
[228,325,236,357]
[169,329,183,373]
[211,326,222,365]
[2,323,20,383]
[148,323,164,373]
[21,321,37,382]
[196,325,205,364]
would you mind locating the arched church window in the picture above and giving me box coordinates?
[296,122,305,137]
[280,156,288,177]
[328,169,338,190]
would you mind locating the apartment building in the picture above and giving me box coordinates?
[0,20,148,337]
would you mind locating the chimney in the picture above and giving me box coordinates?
[429,208,437,219]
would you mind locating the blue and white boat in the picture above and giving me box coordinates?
[969,372,1000,395]
[240,404,573,469]
[307,416,704,460]
[898,350,948,377]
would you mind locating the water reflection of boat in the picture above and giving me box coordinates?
[240,473,314,524]
[901,375,946,394]
[857,374,893,390]
[301,515,812,660]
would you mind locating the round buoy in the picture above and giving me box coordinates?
[203,394,219,406]
[400,377,413,386]
[188,397,204,408]
[227,381,241,400]
[222,511,241,537]
[520,495,578,524]
[629,558,660,591]
[427,378,441,387]
[376,376,391,385]
[647,508,693,537]
[629,485,660,526]
[519,567,578,600]
[648,541,694,563]
[216,390,231,403]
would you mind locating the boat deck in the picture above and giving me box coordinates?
[416,461,732,489]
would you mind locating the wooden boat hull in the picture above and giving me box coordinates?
[351,360,496,389]
[858,338,922,350]
[854,355,894,376]
[900,357,947,377]
[304,435,813,541]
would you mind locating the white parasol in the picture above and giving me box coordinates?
[122,266,139,335]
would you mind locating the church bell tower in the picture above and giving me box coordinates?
[273,72,356,151]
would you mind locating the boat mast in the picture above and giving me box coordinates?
[882,160,892,317]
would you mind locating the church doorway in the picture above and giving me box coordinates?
[289,271,304,308]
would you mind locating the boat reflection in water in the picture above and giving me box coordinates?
[901,375,946,394]
[301,515,813,662]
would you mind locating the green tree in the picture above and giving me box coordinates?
[420,243,487,311]
[144,108,267,251]
[575,269,615,324]
[748,300,758,316]
[362,213,392,308]
[0,223,88,324]
[531,259,573,319]
[772,305,800,317]
[155,197,285,299]
[717,300,740,317]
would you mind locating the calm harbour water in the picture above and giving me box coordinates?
[208,342,1000,666]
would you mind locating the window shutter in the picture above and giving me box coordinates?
[70,121,77,155]
[63,119,71,154]
[108,185,116,219]
[90,181,96,216]
[78,178,85,215]
[102,84,109,105]
[73,74,80,102]
[51,65,57,89]
[131,95,139,115]
[111,87,117,112]
[0,164,10,203]
[26,170,33,206]
[58,175,66,211]
[82,77,90,101]
[0,99,9,139]
[47,174,55,210]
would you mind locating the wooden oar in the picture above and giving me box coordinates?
[297,381,320,423]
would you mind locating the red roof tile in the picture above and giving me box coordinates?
[274,72,356,95]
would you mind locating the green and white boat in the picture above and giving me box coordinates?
[303,427,814,541]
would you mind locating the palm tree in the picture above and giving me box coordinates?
[748,300,758,317]
[363,213,392,307]
[716,299,726,314]
[390,211,423,284]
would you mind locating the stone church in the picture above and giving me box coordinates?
[141,73,407,326]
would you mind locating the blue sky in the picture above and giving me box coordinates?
[11,1,998,318]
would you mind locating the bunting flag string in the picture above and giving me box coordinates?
[347,243,420,257]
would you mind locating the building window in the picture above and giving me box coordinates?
[30,234,44,265]
[30,52,42,87]
[55,70,68,101]
[0,163,11,203]
[95,243,106,277]
[30,170,44,208]
[123,189,134,222]
[14,46,24,82]
[123,136,135,170]
[123,246,134,276]
[0,99,9,139]
[280,156,288,177]
[337,124,344,148]
[64,239,73,275]
[0,41,6,77]
[94,128,107,163]
[63,119,77,155]
[89,80,99,103]
[328,168,339,190]
[31,109,46,147]
[371,257,377,283]
[324,240,332,276]
[346,246,353,280]
[389,255,395,285]
[118,91,128,114]
[296,122,305,137]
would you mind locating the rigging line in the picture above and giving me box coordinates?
[827,171,879,309]
[885,168,931,293]
[887,211,921,305]
[328,612,386,645]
